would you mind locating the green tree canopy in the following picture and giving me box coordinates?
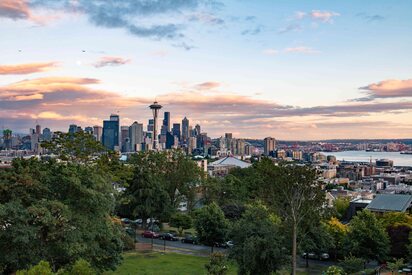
[194,202,229,250]
[344,210,390,262]
[229,203,288,275]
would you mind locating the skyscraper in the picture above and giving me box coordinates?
[162,111,170,134]
[194,124,201,136]
[129,121,143,151]
[182,117,189,143]
[35,124,41,135]
[93,125,103,142]
[42,128,52,141]
[102,114,119,150]
[172,123,181,141]
[84,126,93,135]
[263,137,276,156]
[120,126,129,152]
[68,124,78,134]
[147,119,154,132]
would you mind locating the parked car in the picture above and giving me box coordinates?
[141,230,159,238]
[121,218,131,224]
[181,235,199,244]
[214,241,234,249]
[159,233,178,241]
[301,252,330,260]
[124,227,135,237]
[132,219,142,225]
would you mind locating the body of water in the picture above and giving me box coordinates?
[327,151,412,167]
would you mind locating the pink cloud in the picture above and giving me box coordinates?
[93,56,131,68]
[360,78,412,98]
[0,62,57,75]
[310,10,340,22]
[194,82,221,90]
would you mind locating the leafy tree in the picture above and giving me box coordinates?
[0,158,123,273]
[339,255,364,274]
[205,253,228,275]
[344,210,390,263]
[325,217,348,259]
[229,203,287,275]
[325,266,346,275]
[387,258,405,275]
[379,212,412,257]
[333,197,350,220]
[194,203,229,252]
[220,203,245,221]
[169,213,193,236]
[69,259,96,275]
[16,260,53,275]
[260,164,325,275]
[41,131,105,164]
[299,222,334,267]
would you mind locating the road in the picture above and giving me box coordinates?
[136,235,226,256]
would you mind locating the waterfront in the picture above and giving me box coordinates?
[329,151,412,167]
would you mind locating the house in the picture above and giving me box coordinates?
[207,156,252,177]
[366,194,412,214]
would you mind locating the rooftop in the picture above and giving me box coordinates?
[366,194,412,212]
[209,156,252,169]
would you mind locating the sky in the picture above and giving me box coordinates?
[1,0,412,140]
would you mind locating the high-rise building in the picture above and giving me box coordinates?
[3,129,12,149]
[162,111,170,134]
[264,137,276,156]
[120,126,129,152]
[102,114,119,150]
[182,117,189,143]
[35,124,41,135]
[93,126,103,142]
[42,128,52,141]
[129,121,144,151]
[172,123,181,141]
[225,133,232,140]
[85,126,93,135]
[68,124,78,134]
[194,124,201,136]
[147,119,154,132]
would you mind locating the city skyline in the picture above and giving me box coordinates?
[1,0,412,139]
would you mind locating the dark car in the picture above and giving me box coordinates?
[159,233,178,241]
[124,227,135,237]
[214,241,234,249]
[181,235,199,244]
[141,230,159,238]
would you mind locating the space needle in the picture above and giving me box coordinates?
[149,101,162,150]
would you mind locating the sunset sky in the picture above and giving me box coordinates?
[1,0,412,140]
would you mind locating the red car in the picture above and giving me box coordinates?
[141,230,159,238]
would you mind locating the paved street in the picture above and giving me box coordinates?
[136,235,226,256]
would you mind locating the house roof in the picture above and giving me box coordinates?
[209,157,252,169]
[366,194,412,212]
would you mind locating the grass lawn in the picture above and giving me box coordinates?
[103,251,237,275]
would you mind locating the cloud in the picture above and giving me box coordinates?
[284,46,319,54]
[0,0,31,20]
[0,62,57,75]
[278,23,302,34]
[356,13,385,22]
[241,25,263,35]
[262,49,278,56]
[93,56,131,68]
[23,0,221,40]
[188,12,224,25]
[359,78,412,99]
[309,10,340,22]
[194,82,221,90]
[262,46,319,56]
[172,42,196,51]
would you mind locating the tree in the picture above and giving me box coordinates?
[261,164,325,275]
[194,203,229,252]
[229,203,287,275]
[205,253,229,275]
[344,210,390,263]
[325,266,345,275]
[387,258,405,275]
[325,217,348,259]
[16,260,53,275]
[41,131,106,164]
[333,197,350,220]
[339,255,364,274]
[0,158,123,273]
[379,212,412,258]
[169,213,193,236]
